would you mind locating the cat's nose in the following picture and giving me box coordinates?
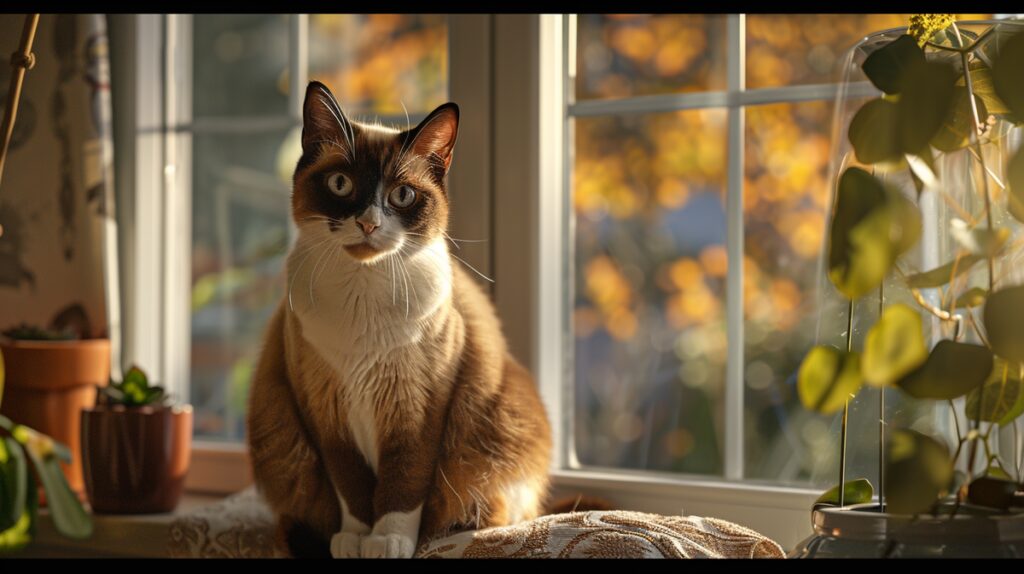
[358,221,379,235]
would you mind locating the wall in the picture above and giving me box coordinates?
[0,14,116,342]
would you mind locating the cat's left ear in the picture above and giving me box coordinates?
[408,103,459,175]
[302,81,354,156]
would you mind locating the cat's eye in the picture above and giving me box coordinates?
[326,172,353,197]
[388,185,417,209]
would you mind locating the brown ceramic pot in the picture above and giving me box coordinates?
[0,339,110,497]
[81,403,193,514]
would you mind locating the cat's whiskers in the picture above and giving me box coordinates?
[392,102,416,174]
[402,255,422,317]
[403,235,495,284]
[287,233,339,312]
[387,253,398,308]
[307,236,338,308]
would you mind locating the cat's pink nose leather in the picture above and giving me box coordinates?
[359,221,379,235]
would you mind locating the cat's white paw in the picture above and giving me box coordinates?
[359,533,416,558]
[330,531,364,558]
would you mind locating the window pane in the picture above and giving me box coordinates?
[576,14,727,101]
[741,101,834,483]
[572,110,727,474]
[193,15,290,118]
[309,14,448,116]
[746,14,992,89]
[190,130,293,441]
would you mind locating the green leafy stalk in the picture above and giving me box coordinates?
[878,282,885,512]
[961,45,994,485]
[840,298,854,507]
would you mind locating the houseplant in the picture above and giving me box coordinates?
[0,323,110,497]
[0,415,94,552]
[81,366,193,514]
[0,340,93,552]
[791,16,1024,557]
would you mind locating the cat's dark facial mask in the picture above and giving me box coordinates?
[292,81,458,263]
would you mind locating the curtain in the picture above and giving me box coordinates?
[0,14,119,363]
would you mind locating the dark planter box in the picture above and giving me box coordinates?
[81,403,193,514]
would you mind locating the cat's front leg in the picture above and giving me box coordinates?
[322,443,377,558]
[330,498,372,558]
[361,431,441,558]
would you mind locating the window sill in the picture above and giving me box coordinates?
[548,468,818,551]
[17,493,224,558]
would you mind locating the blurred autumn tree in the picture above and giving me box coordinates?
[572,14,988,483]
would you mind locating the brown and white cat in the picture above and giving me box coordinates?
[247,81,552,559]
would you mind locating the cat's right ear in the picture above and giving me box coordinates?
[302,81,354,156]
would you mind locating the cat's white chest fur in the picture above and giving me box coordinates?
[287,230,452,473]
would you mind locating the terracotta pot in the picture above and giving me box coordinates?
[81,403,193,514]
[0,339,110,497]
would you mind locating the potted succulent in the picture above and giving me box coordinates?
[0,323,110,497]
[791,15,1024,557]
[80,366,192,514]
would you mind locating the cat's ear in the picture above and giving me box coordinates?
[408,103,459,175]
[302,81,354,156]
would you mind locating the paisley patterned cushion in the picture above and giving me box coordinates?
[167,487,784,559]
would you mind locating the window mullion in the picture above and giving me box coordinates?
[724,13,746,482]
[289,14,308,121]
[162,14,193,404]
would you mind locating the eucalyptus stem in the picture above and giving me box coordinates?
[961,48,994,484]
[878,282,885,512]
[840,298,854,507]
[1015,418,1023,482]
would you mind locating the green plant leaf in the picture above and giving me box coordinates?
[797,346,863,415]
[992,30,1024,120]
[956,61,1010,116]
[897,340,994,400]
[0,467,35,554]
[828,168,920,299]
[814,478,874,506]
[931,87,988,152]
[887,188,923,256]
[123,366,149,390]
[966,358,1024,425]
[143,387,165,406]
[0,437,26,533]
[954,287,988,309]
[967,476,1018,510]
[862,304,928,387]
[905,254,983,288]
[848,99,902,165]
[986,465,1012,481]
[1008,148,1024,223]
[885,429,952,515]
[984,285,1024,364]
[0,415,11,432]
[828,168,888,298]
[896,61,958,154]
[862,35,925,94]
[906,146,938,192]
[21,431,92,540]
[950,219,1010,257]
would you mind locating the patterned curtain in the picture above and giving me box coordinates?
[0,14,119,361]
